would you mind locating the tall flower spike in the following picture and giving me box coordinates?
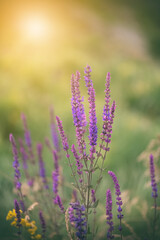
[37,143,48,189]
[53,150,59,172]
[106,189,114,239]
[88,86,98,156]
[150,154,158,199]
[56,116,69,152]
[103,72,111,122]
[9,134,21,190]
[69,202,87,240]
[50,106,60,152]
[84,65,98,159]
[14,199,21,237]
[71,72,86,154]
[52,170,59,202]
[55,195,65,213]
[108,171,123,232]
[71,144,83,183]
[84,65,93,89]
[39,211,46,240]
[101,73,116,152]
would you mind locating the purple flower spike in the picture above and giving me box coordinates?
[71,72,87,154]
[37,143,49,189]
[56,116,69,152]
[52,171,59,201]
[71,144,83,182]
[53,150,59,172]
[50,106,60,152]
[101,73,116,151]
[9,134,21,190]
[55,195,65,213]
[150,154,158,199]
[108,171,123,230]
[103,73,111,121]
[69,202,87,240]
[39,211,46,239]
[84,65,98,159]
[84,65,93,89]
[14,199,21,229]
[88,87,97,148]
[106,189,114,239]
[68,206,75,226]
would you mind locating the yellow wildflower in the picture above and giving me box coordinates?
[26,222,32,228]
[11,219,17,227]
[21,218,26,227]
[6,209,17,220]
[35,234,42,239]
[7,208,41,239]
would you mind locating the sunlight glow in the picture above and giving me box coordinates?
[21,15,51,42]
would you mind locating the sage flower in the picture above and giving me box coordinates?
[106,189,114,239]
[150,154,158,199]
[9,134,21,190]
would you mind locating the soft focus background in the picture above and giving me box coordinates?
[0,0,160,239]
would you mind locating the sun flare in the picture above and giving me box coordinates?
[20,15,51,42]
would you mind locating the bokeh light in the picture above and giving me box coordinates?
[20,15,51,42]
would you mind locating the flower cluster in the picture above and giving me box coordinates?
[6,208,41,239]
[68,202,87,240]
[52,150,59,202]
[9,134,21,190]
[108,171,123,232]
[55,195,65,213]
[56,116,69,152]
[56,65,116,238]
[37,143,49,189]
[39,211,46,239]
[84,66,98,158]
[106,189,114,239]
[149,154,158,199]
[71,71,87,154]
[100,73,116,152]
[7,65,119,240]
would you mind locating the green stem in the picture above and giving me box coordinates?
[153,197,157,240]
[66,151,85,201]
[95,142,109,193]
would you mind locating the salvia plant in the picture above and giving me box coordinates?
[6,65,160,240]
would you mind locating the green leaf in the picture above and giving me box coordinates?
[92,199,99,208]
[87,225,91,234]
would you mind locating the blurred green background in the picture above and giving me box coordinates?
[0,0,160,239]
